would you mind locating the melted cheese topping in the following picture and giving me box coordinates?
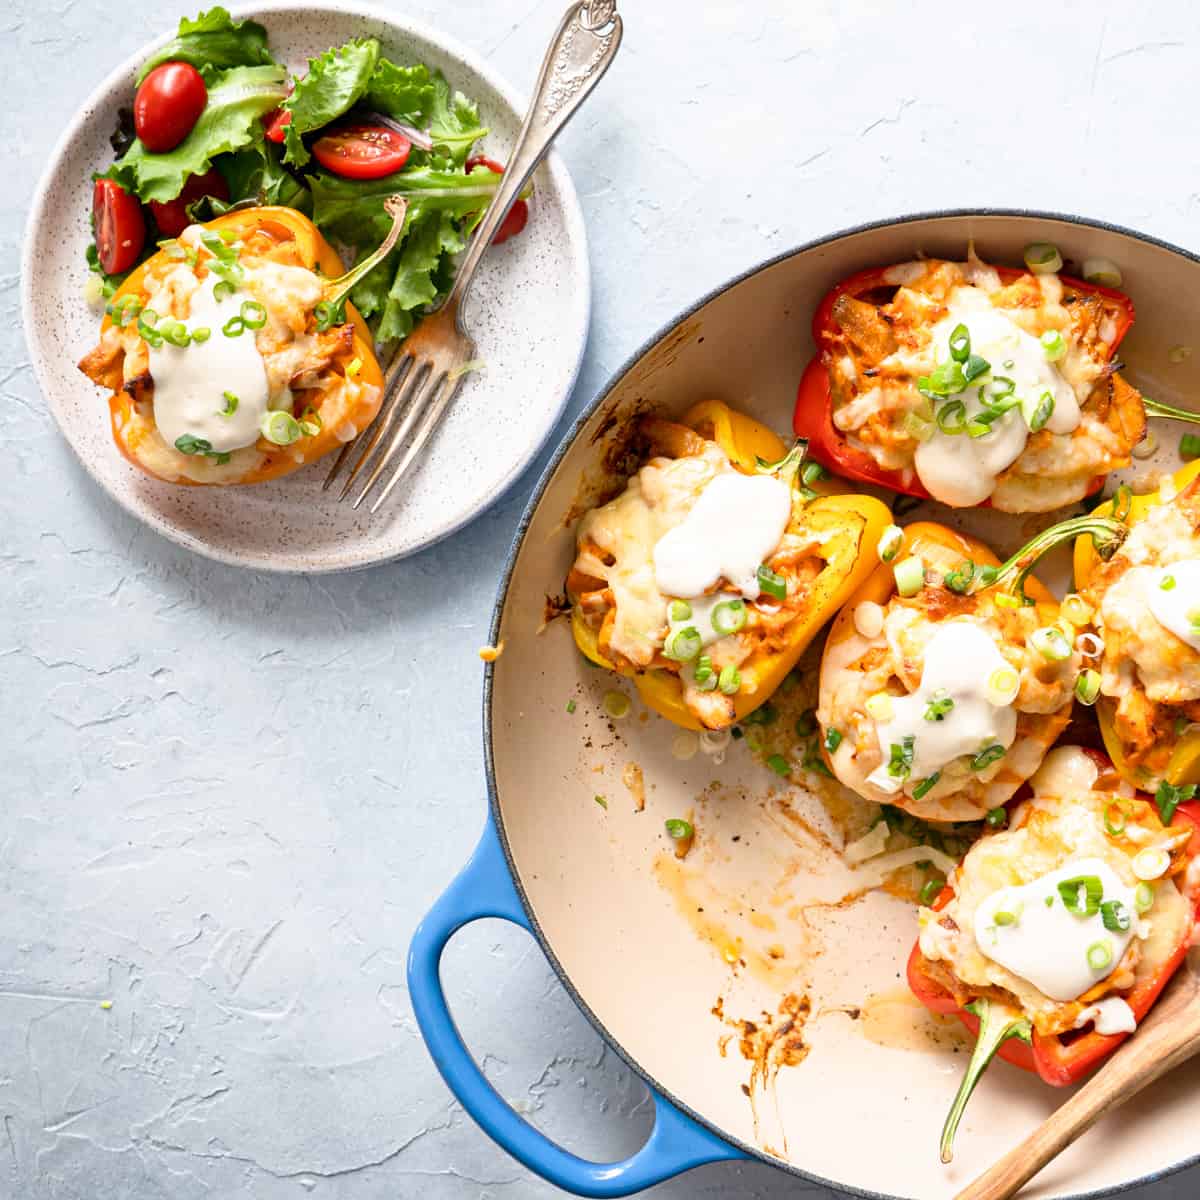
[576,443,731,666]
[653,472,791,598]
[868,621,1017,791]
[973,857,1137,1001]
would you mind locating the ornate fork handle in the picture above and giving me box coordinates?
[443,1,622,315]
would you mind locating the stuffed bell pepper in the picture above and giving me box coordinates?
[816,513,1126,821]
[1075,461,1200,792]
[77,201,404,485]
[793,248,1200,512]
[566,401,892,730]
[907,745,1200,1160]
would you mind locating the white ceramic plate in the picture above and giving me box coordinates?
[22,1,589,573]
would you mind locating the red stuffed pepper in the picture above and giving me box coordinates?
[793,251,1200,512]
[907,744,1200,1161]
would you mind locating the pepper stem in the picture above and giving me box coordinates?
[940,998,1032,1163]
[315,195,408,331]
[1143,396,1200,426]
[974,511,1129,603]
[755,437,813,499]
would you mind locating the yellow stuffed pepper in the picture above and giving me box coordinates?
[1075,460,1200,790]
[77,202,401,486]
[566,400,892,730]
[817,516,1124,821]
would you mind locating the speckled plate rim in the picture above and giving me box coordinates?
[481,208,1200,1200]
[20,0,590,574]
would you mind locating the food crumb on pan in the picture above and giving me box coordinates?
[478,640,505,662]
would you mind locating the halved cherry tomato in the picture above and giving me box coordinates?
[92,179,146,275]
[134,62,207,154]
[465,155,528,245]
[312,124,411,180]
[264,108,292,144]
[147,168,230,238]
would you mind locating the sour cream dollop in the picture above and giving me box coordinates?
[974,857,1137,1001]
[653,472,791,599]
[1146,559,1200,652]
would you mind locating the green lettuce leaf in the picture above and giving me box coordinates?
[425,71,486,166]
[364,60,434,121]
[219,142,310,212]
[110,65,288,203]
[137,8,276,82]
[282,39,380,167]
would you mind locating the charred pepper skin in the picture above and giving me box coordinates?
[570,400,893,731]
[95,206,385,486]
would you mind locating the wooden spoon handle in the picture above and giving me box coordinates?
[955,970,1200,1200]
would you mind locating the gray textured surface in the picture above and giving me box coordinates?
[5,1,1200,1197]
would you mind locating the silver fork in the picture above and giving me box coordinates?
[324,0,623,513]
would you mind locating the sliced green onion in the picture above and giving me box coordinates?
[963,354,990,383]
[824,728,843,753]
[993,908,1019,927]
[1023,391,1055,433]
[693,653,714,682]
[971,744,1005,772]
[903,410,934,443]
[1100,899,1131,933]
[220,391,239,417]
[757,565,787,601]
[1086,940,1113,971]
[191,326,211,343]
[1160,574,1177,591]
[741,703,778,727]
[1058,874,1103,916]
[1075,669,1101,706]
[1082,257,1123,288]
[877,524,904,563]
[1060,593,1093,625]
[943,559,975,595]
[1102,799,1129,838]
[982,375,1016,402]
[948,323,971,363]
[718,664,741,695]
[911,772,940,800]
[1169,345,1192,365]
[261,410,301,446]
[1135,882,1155,913]
[1181,433,1200,460]
[924,693,954,722]
[174,434,212,456]
[566,699,577,714]
[668,599,692,622]
[664,626,702,662]
[603,690,631,719]
[222,316,246,338]
[865,692,894,722]
[1133,847,1171,881]
[1030,625,1072,662]
[985,667,1020,706]
[159,319,191,347]
[665,818,693,841]
[106,295,142,326]
[893,557,925,598]
[887,735,915,781]
[919,878,944,906]
[213,279,237,302]
[1155,779,1197,825]
[936,400,967,435]
[766,753,791,778]
[239,300,267,329]
[137,307,163,347]
[1040,330,1067,362]
[711,599,746,636]
[966,419,991,439]
[985,807,1007,828]
[1023,242,1062,275]
[801,461,827,486]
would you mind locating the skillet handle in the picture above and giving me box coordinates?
[408,818,747,1197]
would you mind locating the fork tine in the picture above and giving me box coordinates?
[350,366,455,511]
[322,344,407,492]
[333,357,425,502]
[363,371,464,514]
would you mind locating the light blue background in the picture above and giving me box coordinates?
[6,1,1200,1196]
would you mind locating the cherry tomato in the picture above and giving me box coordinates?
[147,168,230,238]
[312,124,411,180]
[263,108,292,144]
[466,156,529,245]
[92,179,146,275]
[134,62,208,153]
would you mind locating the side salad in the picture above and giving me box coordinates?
[89,7,529,344]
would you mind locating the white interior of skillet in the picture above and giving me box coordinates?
[488,214,1200,1200]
